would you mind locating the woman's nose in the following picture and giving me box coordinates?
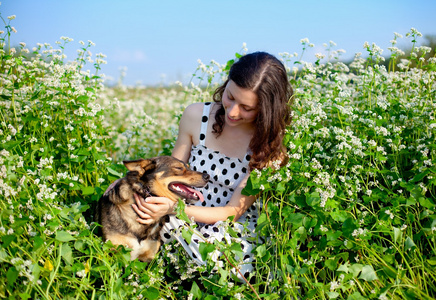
[227,103,239,116]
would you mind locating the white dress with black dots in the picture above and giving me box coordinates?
[160,102,259,279]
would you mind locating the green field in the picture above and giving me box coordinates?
[1,12,435,300]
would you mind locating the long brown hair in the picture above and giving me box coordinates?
[212,52,293,170]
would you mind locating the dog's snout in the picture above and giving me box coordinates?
[202,173,210,181]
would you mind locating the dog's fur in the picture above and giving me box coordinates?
[96,156,209,262]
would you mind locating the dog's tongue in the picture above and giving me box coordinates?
[174,184,204,202]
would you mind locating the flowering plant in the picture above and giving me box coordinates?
[1,10,435,299]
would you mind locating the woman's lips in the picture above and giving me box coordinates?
[227,115,241,122]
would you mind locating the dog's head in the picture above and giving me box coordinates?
[123,156,209,204]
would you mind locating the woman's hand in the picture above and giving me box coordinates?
[132,194,176,225]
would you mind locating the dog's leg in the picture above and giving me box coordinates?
[136,239,162,262]
[105,233,141,260]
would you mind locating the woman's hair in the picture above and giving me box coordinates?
[212,51,293,170]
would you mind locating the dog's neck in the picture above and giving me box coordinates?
[141,186,156,198]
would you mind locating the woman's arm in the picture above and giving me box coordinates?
[172,102,203,162]
[133,172,256,225]
[184,173,256,223]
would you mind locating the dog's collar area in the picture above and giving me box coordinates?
[141,186,153,198]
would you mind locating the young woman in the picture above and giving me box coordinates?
[132,51,293,279]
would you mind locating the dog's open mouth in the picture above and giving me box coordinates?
[169,182,204,203]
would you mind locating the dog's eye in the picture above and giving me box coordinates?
[175,166,184,172]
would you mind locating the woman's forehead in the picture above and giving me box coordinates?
[226,80,258,107]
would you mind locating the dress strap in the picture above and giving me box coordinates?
[199,102,212,146]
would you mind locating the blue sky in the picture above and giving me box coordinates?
[2,0,435,85]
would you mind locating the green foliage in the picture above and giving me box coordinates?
[1,12,436,299]
[243,30,436,299]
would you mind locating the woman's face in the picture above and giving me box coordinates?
[222,80,259,128]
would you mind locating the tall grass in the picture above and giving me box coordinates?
[1,11,435,300]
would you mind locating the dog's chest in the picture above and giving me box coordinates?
[118,204,163,240]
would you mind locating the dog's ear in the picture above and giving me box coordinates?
[123,159,156,176]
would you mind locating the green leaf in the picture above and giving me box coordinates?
[70,155,87,163]
[347,292,366,300]
[175,200,190,223]
[199,242,215,261]
[19,292,31,300]
[181,228,193,244]
[393,227,402,244]
[229,243,243,260]
[2,235,17,248]
[337,261,350,273]
[7,267,18,287]
[76,95,89,102]
[2,139,25,150]
[218,267,229,286]
[107,167,124,178]
[331,209,348,222]
[55,231,76,242]
[143,286,160,300]
[349,264,363,278]
[327,292,340,299]
[255,244,267,258]
[418,197,435,209]
[326,230,342,241]
[81,186,95,195]
[405,236,416,251]
[410,170,429,183]
[276,181,286,193]
[242,175,261,196]
[325,258,338,271]
[286,213,304,229]
[61,243,73,265]
[306,192,320,207]
[32,236,45,251]
[358,265,378,281]
[0,249,7,262]
[342,218,357,236]
[382,266,397,279]
[190,281,202,299]
[224,59,235,72]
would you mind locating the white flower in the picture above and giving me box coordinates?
[330,281,340,291]
[76,270,86,278]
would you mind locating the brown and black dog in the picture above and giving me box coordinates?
[96,156,209,262]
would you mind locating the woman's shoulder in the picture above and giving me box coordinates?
[182,102,212,118]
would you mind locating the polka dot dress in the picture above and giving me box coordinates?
[160,102,260,279]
